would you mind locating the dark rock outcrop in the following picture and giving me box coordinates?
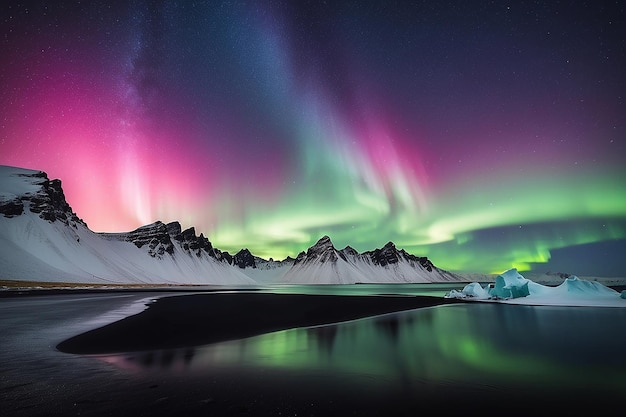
[295,235,339,264]
[112,222,175,258]
[292,236,437,273]
[0,170,87,228]
[340,246,359,258]
[103,221,219,260]
[173,226,214,257]
[217,251,233,264]
[233,249,256,269]
[364,242,434,271]
[0,197,24,217]
[294,251,307,263]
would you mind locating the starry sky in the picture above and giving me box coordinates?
[1,1,625,276]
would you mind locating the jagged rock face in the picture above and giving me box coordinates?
[340,246,359,258]
[233,249,256,269]
[0,197,24,217]
[368,242,401,266]
[174,226,214,256]
[294,251,307,263]
[121,222,175,258]
[291,236,437,275]
[296,235,339,264]
[114,221,264,266]
[166,221,182,237]
[415,256,434,272]
[363,242,434,271]
[217,250,233,264]
[106,221,220,260]
[0,170,86,228]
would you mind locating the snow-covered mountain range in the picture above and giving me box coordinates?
[282,236,459,284]
[0,165,461,285]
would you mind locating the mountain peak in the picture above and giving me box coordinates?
[114,221,174,258]
[283,237,458,284]
[166,221,182,237]
[294,235,338,265]
[314,235,333,247]
[233,248,256,269]
[0,166,86,228]
[341,245,359,257]
[307,235,335,254]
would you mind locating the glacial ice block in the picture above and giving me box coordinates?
[462,282,490,299]
[489,268,530,299]
[445,268,623,306]
[557,276,618,296]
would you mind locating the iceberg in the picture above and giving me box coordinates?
[446,282,491,299]
[556,275,618,296]
[445,268,624,307]
[490,268,530,298]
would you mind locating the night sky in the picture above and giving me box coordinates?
[1,1,625,276]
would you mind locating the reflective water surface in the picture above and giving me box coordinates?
[99,302,626,400]
[184,282,472,297]
[3,291,626,416]
[259,282,469,297]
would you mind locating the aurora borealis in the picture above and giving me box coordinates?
[1,1,625,275]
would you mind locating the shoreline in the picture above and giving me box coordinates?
[57,292,463,354]
[3,290,624,416]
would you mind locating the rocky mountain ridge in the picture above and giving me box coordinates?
[295,236,436,271]
[1,165,458,284]
[283,235,459,284]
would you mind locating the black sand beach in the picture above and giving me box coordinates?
[57,292,462,354]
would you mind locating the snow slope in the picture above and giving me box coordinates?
[240,259,295,284]
[0,211,256,285]
[0,166,254,285]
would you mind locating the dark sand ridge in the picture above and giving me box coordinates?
[57,292,462,354]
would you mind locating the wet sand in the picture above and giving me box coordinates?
[57,292,462,353]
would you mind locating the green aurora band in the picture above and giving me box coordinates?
[207,161,626,274]
[3,1,624,276]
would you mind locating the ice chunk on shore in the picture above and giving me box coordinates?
[556,275,617,296]
[447,282,491,299]
[491,268,530,298]
[446,269,536,300]
[445,268,623,307]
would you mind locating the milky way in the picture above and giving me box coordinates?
[1,1,625,275]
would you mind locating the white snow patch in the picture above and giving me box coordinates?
[0,166,45,201]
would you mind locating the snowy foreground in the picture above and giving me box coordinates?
[446,268,625,307]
